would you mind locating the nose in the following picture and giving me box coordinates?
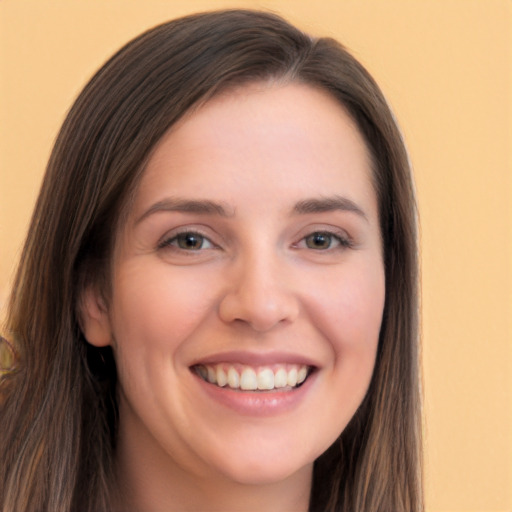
[218,252,299,332]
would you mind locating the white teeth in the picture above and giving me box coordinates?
[257,368,274,390]
[240,368,258,390]
[196,363,311,391]
[227,367,239,389]
[297,367,308,384]
[287,367,298,387]
[216,367,227,387]
[274,368,288,388]
[207,366,216,384]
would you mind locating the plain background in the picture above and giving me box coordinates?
[0,1,511,510]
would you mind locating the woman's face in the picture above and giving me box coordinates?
[83,82,385,487]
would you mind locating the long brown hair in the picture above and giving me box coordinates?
[0,9,421,511]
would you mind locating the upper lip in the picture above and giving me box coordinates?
[189,350,320,368]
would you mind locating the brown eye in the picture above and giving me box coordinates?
[158,230,216,253]
[175,232,208,250]
[304,232,335,250]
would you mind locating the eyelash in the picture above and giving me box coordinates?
[158,229,352,253]
[158,230,215,252]
[295,231,353,251]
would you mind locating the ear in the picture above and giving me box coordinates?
[79,286,113,347]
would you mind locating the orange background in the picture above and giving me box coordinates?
[1,1,511,510]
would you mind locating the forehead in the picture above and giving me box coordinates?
[129,82,377,220]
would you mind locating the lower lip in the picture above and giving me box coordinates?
[191,371,317,417]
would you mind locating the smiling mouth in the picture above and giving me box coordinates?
[192,363,313,392]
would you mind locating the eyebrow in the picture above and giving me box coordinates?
[136,198,233,224]
[292,196,368,221]
[136,195,368,224]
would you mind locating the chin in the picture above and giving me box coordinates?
[224,466,308,486]
[209,448,314,486]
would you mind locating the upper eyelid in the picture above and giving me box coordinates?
[160,224,215,238]
[295,224,352,240]
[296,231,350,247]
[158,227,217,249]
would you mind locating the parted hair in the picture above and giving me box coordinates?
[0,9,422,512]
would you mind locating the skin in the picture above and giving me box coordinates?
[82,82,385,512]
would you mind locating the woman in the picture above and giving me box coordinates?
[0,9,422,512]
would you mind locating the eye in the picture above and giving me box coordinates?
[301,231,351,250]
[159,231,214,251]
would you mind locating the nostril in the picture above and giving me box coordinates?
[218,284,299,332]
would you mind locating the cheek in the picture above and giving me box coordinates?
[110,263,218,350]
[108,265,222,415]
[298,260,385,445]
[306,260,385,360]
